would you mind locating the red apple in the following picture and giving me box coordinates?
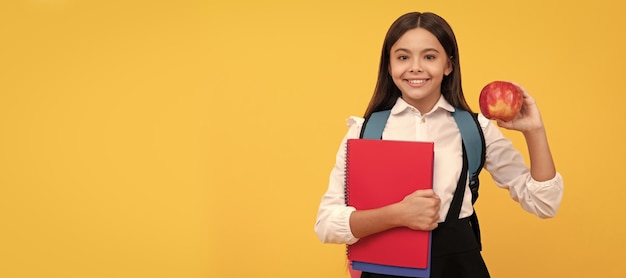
[479,81,523,122]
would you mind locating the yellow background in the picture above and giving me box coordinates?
[1,0,624,277]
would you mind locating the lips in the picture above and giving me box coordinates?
[405,79,429,87]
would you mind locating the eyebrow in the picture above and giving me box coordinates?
[393,47,441,54]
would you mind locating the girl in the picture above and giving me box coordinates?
[314,11,564,278]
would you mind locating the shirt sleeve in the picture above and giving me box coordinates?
[314,116,364,244]
[478,114,564,218]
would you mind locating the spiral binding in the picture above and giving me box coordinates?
[344,140,351,257]
[344,140,351,205]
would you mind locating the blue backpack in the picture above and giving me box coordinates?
[359,108,486,249]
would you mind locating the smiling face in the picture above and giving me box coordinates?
[389,27,452,113]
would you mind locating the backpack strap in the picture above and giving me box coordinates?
[360,110,391,139]
[451,108,486,250]
[451,108,485,190]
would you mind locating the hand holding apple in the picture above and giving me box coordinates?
[480,81,546,133]
[479,81,523,122]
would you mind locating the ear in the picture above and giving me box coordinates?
[444,57,453,76]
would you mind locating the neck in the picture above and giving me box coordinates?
[403,93,441,114]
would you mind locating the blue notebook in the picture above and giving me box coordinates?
[351,233,431,277]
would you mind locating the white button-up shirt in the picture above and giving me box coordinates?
[315,96,564,244]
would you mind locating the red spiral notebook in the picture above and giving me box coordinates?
[345,139,434,277]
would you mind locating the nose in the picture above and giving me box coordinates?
[409,60,422,73]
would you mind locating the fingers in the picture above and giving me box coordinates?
[410,208,440,231]
[509,81,536,104]
[412,189,439,198]
[425,220,439,231]
[401,189,441,231]
[496,118,515,129]
[408,189,440,208]
[510,81,527,93]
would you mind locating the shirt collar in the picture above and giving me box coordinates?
[391,95,456,115]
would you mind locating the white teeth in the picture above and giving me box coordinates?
[408,79,426,84]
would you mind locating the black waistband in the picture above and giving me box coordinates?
[431,217,479,257]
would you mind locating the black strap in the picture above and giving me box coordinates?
[446,144,468,221]
[446,143,482,251]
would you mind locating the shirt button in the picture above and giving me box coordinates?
[421,118,426,123]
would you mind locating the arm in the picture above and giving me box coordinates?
[484,84,563,218]
[349,189,440,238]
[522,127,556,181]
[496,84,556,181]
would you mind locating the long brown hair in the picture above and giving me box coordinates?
[363,12,472,119]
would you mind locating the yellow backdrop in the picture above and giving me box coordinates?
[1,0,624,277]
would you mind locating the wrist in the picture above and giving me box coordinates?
[522,125,547,139]
[385,202,405,227]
